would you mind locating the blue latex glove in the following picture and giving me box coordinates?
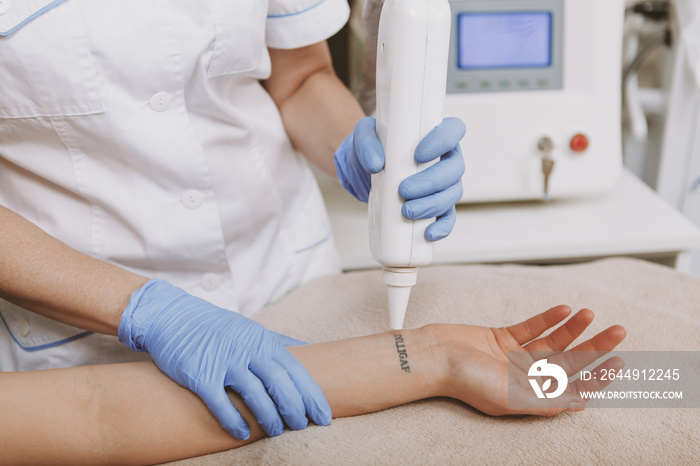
[334,116,465,241]
[118,279,331,440]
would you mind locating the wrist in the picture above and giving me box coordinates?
[416,324,456,398]
[118,279,187,352]
[333,133,355,189]
[408,325,451,398]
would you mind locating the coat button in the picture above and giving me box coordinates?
[182,190,203,209]
[16,317,30,337]
[0,0,11,15]
[201,273,221,291]
[149,91,171,112]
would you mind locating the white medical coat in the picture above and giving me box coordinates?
[0,0,348,371]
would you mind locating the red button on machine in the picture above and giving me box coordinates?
[570,133,589,152]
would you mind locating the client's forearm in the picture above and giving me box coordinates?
[292,328,441,418]
[0,328,441,465]
[2,306,619,465]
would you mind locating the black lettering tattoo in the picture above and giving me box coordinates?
[394,334,411,373]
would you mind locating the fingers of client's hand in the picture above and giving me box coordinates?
[569,356,626,396]
[505,305,571,345]
[569,324,627,353]
[504,311,626,417]
[549,325,628,376]
[545,356,626,416]
[525,308,595,353]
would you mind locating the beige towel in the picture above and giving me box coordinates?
[167,258,700,465]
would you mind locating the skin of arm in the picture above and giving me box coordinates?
[0,306,626,465]
[0,205,148,335]
[264,41,365,178]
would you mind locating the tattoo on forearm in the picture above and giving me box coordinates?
[394,334,411,373]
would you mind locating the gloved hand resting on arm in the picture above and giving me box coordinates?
[118,279,331,440]
[334,116,466,241]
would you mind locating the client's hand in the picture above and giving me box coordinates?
[428,305,626,416]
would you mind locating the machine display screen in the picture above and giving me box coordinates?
[457,12,553,69]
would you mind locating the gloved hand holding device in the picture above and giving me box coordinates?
[334,116,466,241]
[118,279,331,440]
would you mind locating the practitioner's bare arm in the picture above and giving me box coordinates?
[0,205,148,335]
[264,41,365,178]
[0,306,626,465]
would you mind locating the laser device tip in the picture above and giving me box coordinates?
[387,285,412,329]
[382,267,418,329]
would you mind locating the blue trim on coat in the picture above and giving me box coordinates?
[0,0,70,37]
[267,0,327,19]
[294,233,331,254]
[0,311,93,352]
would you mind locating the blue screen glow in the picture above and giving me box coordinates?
[458,12,552,69]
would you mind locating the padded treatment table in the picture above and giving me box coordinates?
[166,258,700,465]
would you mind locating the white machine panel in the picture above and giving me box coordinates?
[446,0,625,202]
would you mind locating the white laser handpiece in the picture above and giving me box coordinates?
[368,0,451,330]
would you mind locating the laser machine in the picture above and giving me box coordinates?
[446,0,626,202]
